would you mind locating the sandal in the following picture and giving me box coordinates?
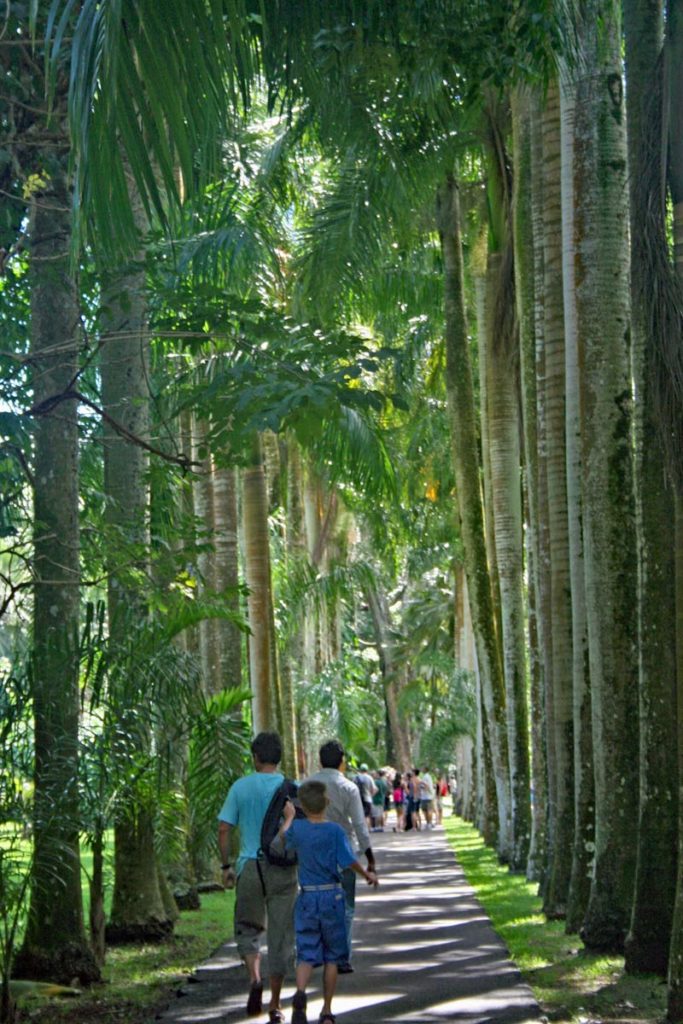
[319,1015,336,1023]
[246,980,263,1016]
[269,1011,285,1023]
[292,988,308,1024]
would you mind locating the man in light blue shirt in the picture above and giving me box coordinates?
[218,732,297,1024]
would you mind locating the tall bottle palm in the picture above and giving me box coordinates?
[572,0,639,953]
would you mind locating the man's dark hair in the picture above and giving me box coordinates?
[319,739,345,769]
[298,780,328,815]
[251,731,282,765]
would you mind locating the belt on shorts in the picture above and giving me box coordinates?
[300,883,342,892]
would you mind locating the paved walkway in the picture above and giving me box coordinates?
[159,821,542,1024]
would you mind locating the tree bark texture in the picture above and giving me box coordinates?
[484,251,532,871]
[623,0,678,975]
[17,170,99,985]
[212,461,243,691]
[666,4,683,1007]
[574,0,640,952]
[243,435,277,734]
[541,78,575,917]
[559,67,595,934]
[100,189,171,942]
[436,177,511,860]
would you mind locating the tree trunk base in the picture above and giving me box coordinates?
[105,919,174,945]
[12,943,101,986]
[624,934,669,977]
[580,916,626,954]
[173,886,201,911]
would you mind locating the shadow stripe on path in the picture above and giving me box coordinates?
[158,820,542,1024]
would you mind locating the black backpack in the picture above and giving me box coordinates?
[259,778,299,868]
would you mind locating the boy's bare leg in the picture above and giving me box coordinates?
[321,963,338,1015]
[295,962,314,993]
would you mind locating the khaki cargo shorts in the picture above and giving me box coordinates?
[234,858,297,976]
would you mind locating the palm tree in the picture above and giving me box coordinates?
[622,0,678,975]
[571,0,639,953]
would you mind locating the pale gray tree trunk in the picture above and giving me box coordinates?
[17,170,99,985]
[191,416,220,693]
[512,86,549,883]
[559,66,595,934]
[574,0,639,952]
[436,177,511,860]
[540,78,575,917]
[484,248,532,871]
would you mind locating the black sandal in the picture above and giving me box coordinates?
[319,1015,336,1023]
[246,980,263,1016]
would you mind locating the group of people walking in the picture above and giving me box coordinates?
[217,733,380,1024]
[391,768,449,832]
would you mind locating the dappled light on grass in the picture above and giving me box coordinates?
[444,816,666,1024]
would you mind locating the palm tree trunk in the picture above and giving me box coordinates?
[243,434,276,734]
[574,0,639,952]
[539,78,576,917]
[623,0,678,975]
[484,248,532,871]
[17,169,99,985]
[666,5,683,1010]
[513,86,551,885]
[100,185,171,943]
[559,67,595,934]
[212,460,243,691]
[191,415,220,693]
[436,176,511,860]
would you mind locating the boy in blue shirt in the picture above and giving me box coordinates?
[274,780,378,1024]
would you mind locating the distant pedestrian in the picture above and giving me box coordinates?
[354,763,377,829]
[410,769,422,830]
[217,732,297,1022]
[435,774,448,824]
[370,770,387,831]
[419,767,435,828]
[392,773,405,832]
[307,740,377,973]
[273,781,378,1024]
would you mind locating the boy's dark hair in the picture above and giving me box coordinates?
[251,731,282,765]
[298,780,328,815]
[320,739,345,769]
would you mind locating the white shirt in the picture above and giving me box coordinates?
[306,767,371,855]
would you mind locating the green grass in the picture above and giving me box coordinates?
[444,816,667,1024]
[20,890,234,1024]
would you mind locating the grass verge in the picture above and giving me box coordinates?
[20,890,234,1024]
[444,816,666,1024]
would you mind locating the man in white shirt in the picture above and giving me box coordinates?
[419,766,436,828]
[306,741,378,973]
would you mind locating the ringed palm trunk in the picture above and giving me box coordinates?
[512,86,548,883]
[191,415,220,693]
[666,2,683,1013]
[243,434,277,735]
[365,584,412,771]
[574,0,639,952]
[100,206,171,943]
[623,0,678,975]
[484,248,532,871]
[436,176,511,860]
[559,66,595,934]
[540,78,575,918]
[212,459,242,691]
[16,170,99,985]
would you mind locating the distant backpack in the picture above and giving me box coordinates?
[259,779,299,868]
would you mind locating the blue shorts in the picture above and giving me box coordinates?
[295,888,349,966]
